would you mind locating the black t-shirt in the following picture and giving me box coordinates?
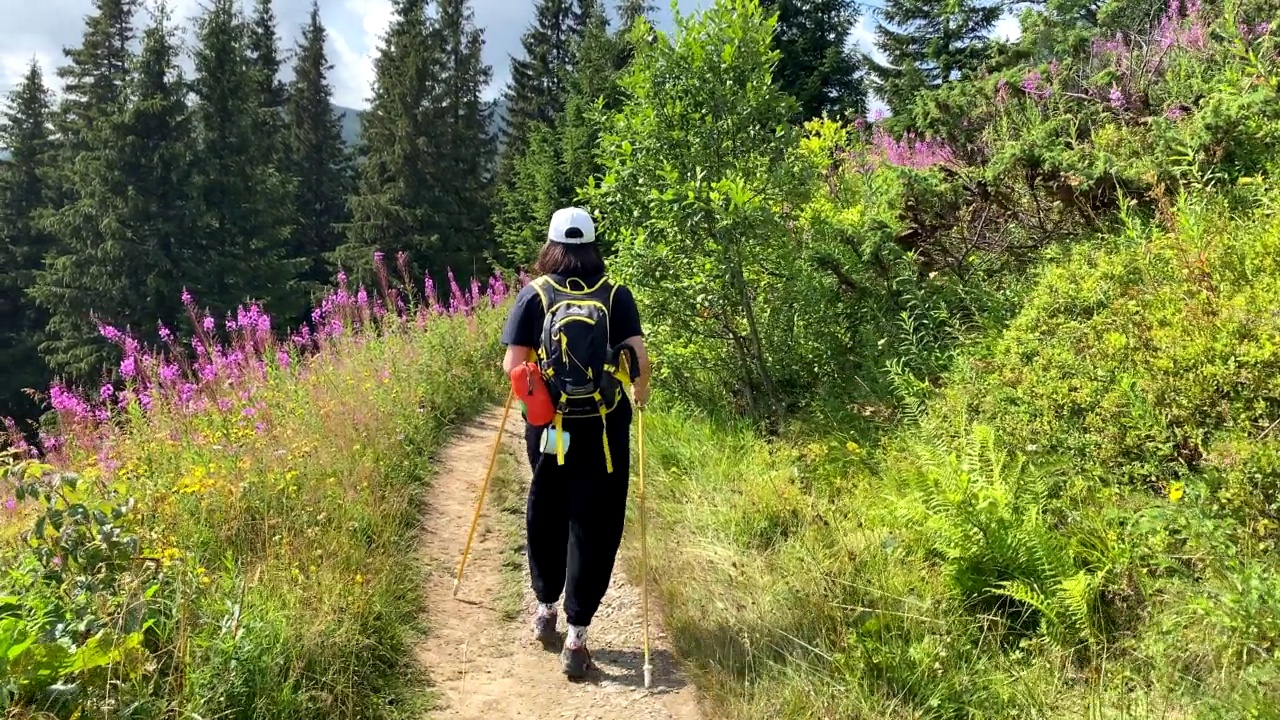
[500,273,643,349]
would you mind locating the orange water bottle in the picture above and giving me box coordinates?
[509,361,555,427]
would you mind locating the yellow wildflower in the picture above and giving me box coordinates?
[1168,481,1185,502]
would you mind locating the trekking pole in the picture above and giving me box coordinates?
[638,403,653,689]
[453,388,515,598]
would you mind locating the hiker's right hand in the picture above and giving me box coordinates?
[632,382,649,409]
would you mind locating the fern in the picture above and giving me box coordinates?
[895,423,1117,652]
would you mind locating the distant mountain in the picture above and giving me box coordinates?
[333,97,509,150]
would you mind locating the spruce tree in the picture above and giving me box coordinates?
[493,0,598,265]
[434,0,498,277]
[868,0,1003,115]
[613,0,656,70]
[31,0,142,380]
[248,0,290,164]
[339,0,445,279]
[760,0,866,120]
[495,1,617,266]
[617,0,655,30]
[495,121,562,264]
[286,1,353,297]
[190,0,301,317]
[0,62,55,416]
[499,0,582,158]
[122,3,200,332]
[33,2,197,381]
[54,0,141,144]
[45,0,141,217]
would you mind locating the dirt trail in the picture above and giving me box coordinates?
[415,407,708,720]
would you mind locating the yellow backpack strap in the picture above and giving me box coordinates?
[555,411,565,466]
[594,392,613,474]
[530,276,550,311]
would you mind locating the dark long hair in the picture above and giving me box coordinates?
[533,241,606,277]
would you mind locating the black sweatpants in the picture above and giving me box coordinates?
[523,400,632,628]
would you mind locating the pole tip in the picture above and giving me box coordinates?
[452,579,460,598]
[643,664,653,689]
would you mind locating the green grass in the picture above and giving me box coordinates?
[490,448,531,623]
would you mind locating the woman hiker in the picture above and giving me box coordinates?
[500,206,651,679]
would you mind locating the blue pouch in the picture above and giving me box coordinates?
[540,427,571,455]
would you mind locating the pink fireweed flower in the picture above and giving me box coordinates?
[3,496,16,512]
[277,350,291,368]
[50,385,90,419]
[160,363,180,384]
[425,274,442,313]
[181,288,193,307]
[447,269,466,314]
[1109,85,1126,109]
[995,78,1010,105]
[202,315,215,333]
[99,324,124,344]
[100,384,115,400]
[120,354,137,379]
[1021,69,1051,100]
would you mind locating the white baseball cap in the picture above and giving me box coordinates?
[547,207,596,244]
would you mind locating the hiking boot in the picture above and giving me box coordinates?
[560,640,592,680]
[532,603,558,645]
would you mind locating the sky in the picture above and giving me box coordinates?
[0,0,1021,111]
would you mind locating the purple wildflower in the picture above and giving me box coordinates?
[1021,69,1051,101]
[1109,85,1126,109]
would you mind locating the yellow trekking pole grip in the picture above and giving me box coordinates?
[454,388,515,598]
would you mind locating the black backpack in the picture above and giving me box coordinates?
[530,274,633,470]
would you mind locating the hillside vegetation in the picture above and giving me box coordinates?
[588,0,1280,717]
[2,266,507,714]
[6,0,1280,717]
